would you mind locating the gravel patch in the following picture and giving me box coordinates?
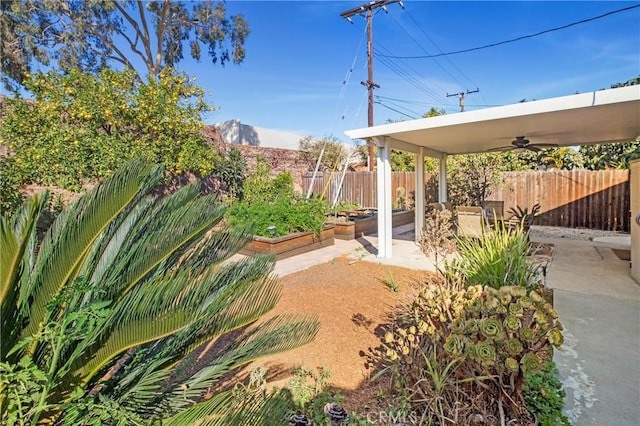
[529,225,629,241]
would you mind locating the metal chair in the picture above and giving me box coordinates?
[456,206,491,238]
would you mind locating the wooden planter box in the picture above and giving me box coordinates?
[241,224,335,260]
[328,210,415,240]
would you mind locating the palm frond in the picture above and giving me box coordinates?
[165,314,320,405]
[149,255,280,366]
[1,192,49,361]
[23,162,161,347]
[162,391,233,426]
[99,192,226,302]
[73,254,279,385]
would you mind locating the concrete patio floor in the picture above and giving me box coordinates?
[272,226,640,425]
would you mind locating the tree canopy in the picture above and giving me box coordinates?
[0,68,215,197]
[1,0,249,90]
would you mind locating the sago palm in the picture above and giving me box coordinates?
[0,161,319,425]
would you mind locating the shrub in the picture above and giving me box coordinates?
[447,221,542,291]
[419,209,456,273]
[524,361,571,425]
[379,282,563,425]
[226,195,329,237]
[226,159,329,237]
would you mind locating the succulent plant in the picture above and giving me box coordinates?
[380,281,564,422]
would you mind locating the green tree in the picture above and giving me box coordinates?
[299,136,348,172]
[1,0,249,90]
[213,146,247,200]
[447,153,515,206]
[0,68,214,193]
[0,161,318,424]
[579,142,640,170]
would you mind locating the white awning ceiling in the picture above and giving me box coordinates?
[345,85,640,156]
[343,85,640,259]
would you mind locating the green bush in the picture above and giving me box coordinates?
[226,159,329,237]
[0,68,214,193]
[379,282,564,425]
[242,158,294,205]
[524,361,571,425]
[447,221,541,291]
[226,195,328,237]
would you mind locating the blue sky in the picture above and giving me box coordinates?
[182,1,639,144]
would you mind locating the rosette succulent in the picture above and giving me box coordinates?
[380,281,564,422]
[521,352,542,374]
[475,342,496,367]
[505,357,520,373]
[504,315,522,332]
[480,318,503,339]
[505,338,524,356]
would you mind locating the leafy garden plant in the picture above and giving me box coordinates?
[226,159,329,238]
[0,161,319,425]
[524,360,571,426]
[447,220,542,291]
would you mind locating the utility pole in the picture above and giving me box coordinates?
[341,0,402,171]
[447,88,479,112]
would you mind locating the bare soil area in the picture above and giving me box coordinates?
[252,256,433,414]
[249,225,628,416]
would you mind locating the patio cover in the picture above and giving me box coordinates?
[344,85,640,258]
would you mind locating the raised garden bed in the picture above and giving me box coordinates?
[240,224,335,260]
[328,210,415,240]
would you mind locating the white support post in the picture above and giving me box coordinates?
[438,154,448,203]
[415,147,425,243]
[376,137,392,258]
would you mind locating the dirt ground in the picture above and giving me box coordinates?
[247,226,628,416]
[251,256,434,414]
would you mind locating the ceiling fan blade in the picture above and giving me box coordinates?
[530,143,559,148]
[527,145,542,152]
[487,146,515,152]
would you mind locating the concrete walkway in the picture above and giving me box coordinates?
[271,230,640,425]
[541,237,640,426]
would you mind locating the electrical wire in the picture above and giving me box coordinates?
[403,8,476,88]
[380,4,640,59]
[374,45,454,107]
[375,96,423,117]
[385,9,467,91]
[329,23,368,134]
[374,101,418,120]
[402,6,488,106]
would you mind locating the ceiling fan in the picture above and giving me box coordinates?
[489,136,559,152]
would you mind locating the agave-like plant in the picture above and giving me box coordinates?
[0,161,319,425]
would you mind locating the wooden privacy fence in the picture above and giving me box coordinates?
[302,171,433,209]
[487,170,630,232]
[302,170,631,231]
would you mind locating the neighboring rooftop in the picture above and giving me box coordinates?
[216,119,308,150]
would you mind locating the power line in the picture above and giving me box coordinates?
[375,96,423,117]
[379,4,640,59]
[329,24,368,134]
[402,6,487,106]
[374,101,418,120]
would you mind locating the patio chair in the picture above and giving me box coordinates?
[456,206,491,239]
[481,200,504,221]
